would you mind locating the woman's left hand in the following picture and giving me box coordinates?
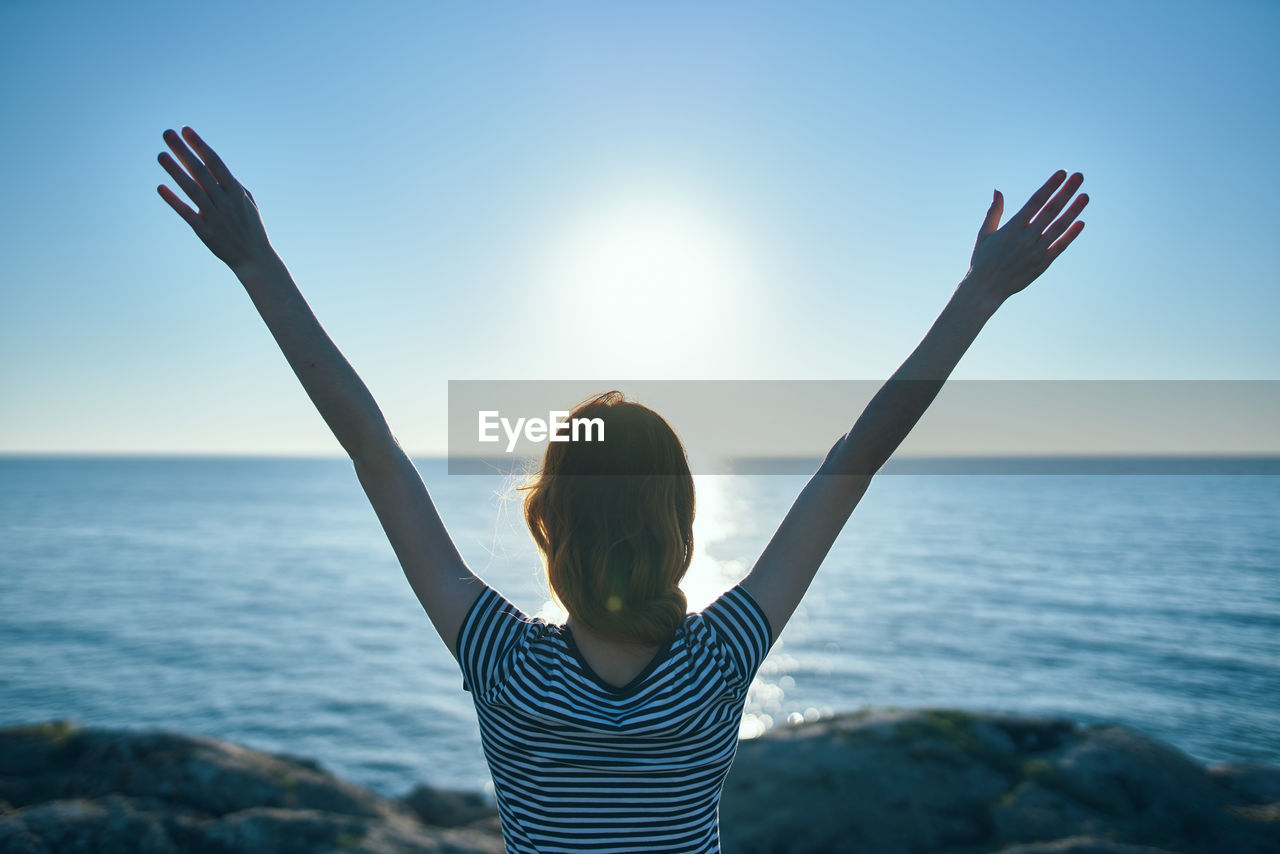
[157,127,274,273]
[967,170,1088,305]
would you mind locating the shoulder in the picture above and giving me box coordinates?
[699,583,775,649]
[455,585,565,696]
[685,583,775,692]
[455,585,543,660]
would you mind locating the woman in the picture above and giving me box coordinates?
[157,126,1087,853]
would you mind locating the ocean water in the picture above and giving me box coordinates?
[1,457,1277,798]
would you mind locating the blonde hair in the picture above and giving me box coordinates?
[519,391,695,646]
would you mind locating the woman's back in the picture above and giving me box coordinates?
[456,581,774,853]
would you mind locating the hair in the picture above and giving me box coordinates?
[518,391,695,647]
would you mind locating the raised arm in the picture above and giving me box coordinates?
[741,170,1089,638]
[156,127,483,657]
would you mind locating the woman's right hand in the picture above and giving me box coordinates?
[157,127,275,274]
[966,170,1089,306]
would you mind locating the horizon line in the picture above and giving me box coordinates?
[4,452,1280,476]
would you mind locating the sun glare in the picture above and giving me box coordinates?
[533,188,759,370]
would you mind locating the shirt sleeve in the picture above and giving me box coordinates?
[699,583,775,694]
[455,585,532,696]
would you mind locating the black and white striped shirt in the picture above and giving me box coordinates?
[455,582,775,853]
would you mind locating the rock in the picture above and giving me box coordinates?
[990,779,1113,844]
[1209,761,1280,805]
[720,707,1280,854]
[3,711,1277,854]
[0,795,182,854]
[0,722,503,854]
[1002,725,1244,850]
[399,785,498,828]
[996,837,1179,853]
[0,719,383,818]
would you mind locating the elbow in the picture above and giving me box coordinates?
[819,433,883,478]
[348,426,402,470]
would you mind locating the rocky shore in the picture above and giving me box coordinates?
[1,709,1276,853]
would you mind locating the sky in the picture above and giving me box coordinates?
[1,0,1277,455]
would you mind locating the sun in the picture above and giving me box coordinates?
[532,187,758,371]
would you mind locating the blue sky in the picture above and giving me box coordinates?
[1,0,1277,454]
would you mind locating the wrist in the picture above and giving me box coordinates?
[955,272,1006,319]
[231,249,288,284]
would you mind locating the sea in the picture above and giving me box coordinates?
[1,456,1277,799]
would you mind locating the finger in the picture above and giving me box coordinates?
[181,126,239,189]
[157,184,207,236]
[1040,192,1089,247]
[158,151,212,210]
[163,128,220,203]
[1029,172,1084,234]
[977,189,1003,242]
[1045,220,1085,263]
[1014,170,1067,227]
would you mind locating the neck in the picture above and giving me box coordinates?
[566,615,660,654]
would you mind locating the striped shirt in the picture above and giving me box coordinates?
[455,582,775,854]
